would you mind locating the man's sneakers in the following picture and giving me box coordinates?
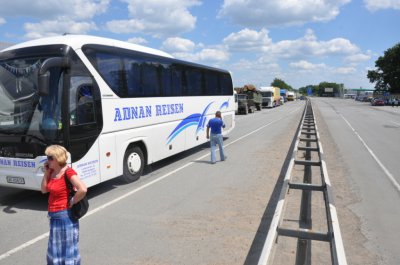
[211,156,226,164]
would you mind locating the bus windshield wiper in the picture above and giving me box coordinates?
[0,132,46,144]
[0,130,46,143]
[21,134,46,144]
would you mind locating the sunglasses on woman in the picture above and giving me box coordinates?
[47,156,54,161]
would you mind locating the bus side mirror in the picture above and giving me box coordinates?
[38,72,50,96]
[38,57,70,96]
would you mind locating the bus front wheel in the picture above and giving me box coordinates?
[122,146,144,183]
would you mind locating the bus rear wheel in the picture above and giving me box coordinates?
[122,146,144,183]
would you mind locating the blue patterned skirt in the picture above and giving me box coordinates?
[47,210,80,265]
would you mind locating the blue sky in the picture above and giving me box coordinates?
[1,0,399,90]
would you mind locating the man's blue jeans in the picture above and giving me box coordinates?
[210,134,225,163]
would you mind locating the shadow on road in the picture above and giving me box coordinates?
[243,108,303,265]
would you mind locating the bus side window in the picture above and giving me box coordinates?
[76,85,95,124]
[205,70,219,95]
[170,65,182,96]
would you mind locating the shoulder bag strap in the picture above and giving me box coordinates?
[64,169,75,202]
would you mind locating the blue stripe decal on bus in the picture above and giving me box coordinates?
[196,102,213,134]
[166,102,214,144]
[219,99,229,110]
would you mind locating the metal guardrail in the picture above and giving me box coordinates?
[257,99,347,265]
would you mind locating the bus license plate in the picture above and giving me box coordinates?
[6,176,25,185]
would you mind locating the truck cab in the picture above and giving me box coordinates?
[259,86,275,108]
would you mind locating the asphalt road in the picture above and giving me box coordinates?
[312,98,400,265]
[0,100,305,265]
[1,98,398,265]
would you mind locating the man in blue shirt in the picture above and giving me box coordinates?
[206,111,226,164]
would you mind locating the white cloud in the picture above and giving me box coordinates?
[344,53,371,63]
[218,0,350,27]
[231,59,280,73]
[172,48,229,63]
[229,59,282,87]
[0,0,109,20]
[223,28,272,52]
[289,60,327,71]
[0,17,5,25]
[127,37,148,45]
[223,28,368,87]
[266,29,360,59]
[161,37,196,53]
[334,66,357,74]
[197,48,230,61]
[24,20,97,39]
[106,0,200,38]
[160,37,230,63]
[364,0,400,11]
[0,1,109,39]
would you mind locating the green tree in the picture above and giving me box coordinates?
[299,85,318,95]
[298,82,343,97]
[367,43,400,93]
[271,78,293,91]
[318,82,343,97]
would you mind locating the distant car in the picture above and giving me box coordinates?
[280,97,284,105]
[372,99,385,106]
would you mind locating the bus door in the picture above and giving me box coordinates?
[67,76,103,185]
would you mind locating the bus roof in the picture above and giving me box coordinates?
[1,34,174,59]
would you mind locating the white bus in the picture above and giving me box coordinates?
[0,35,235,190]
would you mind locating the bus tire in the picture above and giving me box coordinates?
[122,146,144,183]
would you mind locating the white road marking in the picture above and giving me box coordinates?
[340,114,400,193]
[0,104,303,261]
[390,120,400,127]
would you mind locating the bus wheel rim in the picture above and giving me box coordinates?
[127,153,141,174]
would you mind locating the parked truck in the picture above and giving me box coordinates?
[287,91,295,101]
[236,84,262,111]
[234,90,239,114]
[236,93,253,114]
[260,86,281,108]
[280,89,288,103]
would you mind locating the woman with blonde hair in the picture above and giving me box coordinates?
[41,145,87,265]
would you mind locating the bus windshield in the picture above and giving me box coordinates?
[0,56,63,142]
